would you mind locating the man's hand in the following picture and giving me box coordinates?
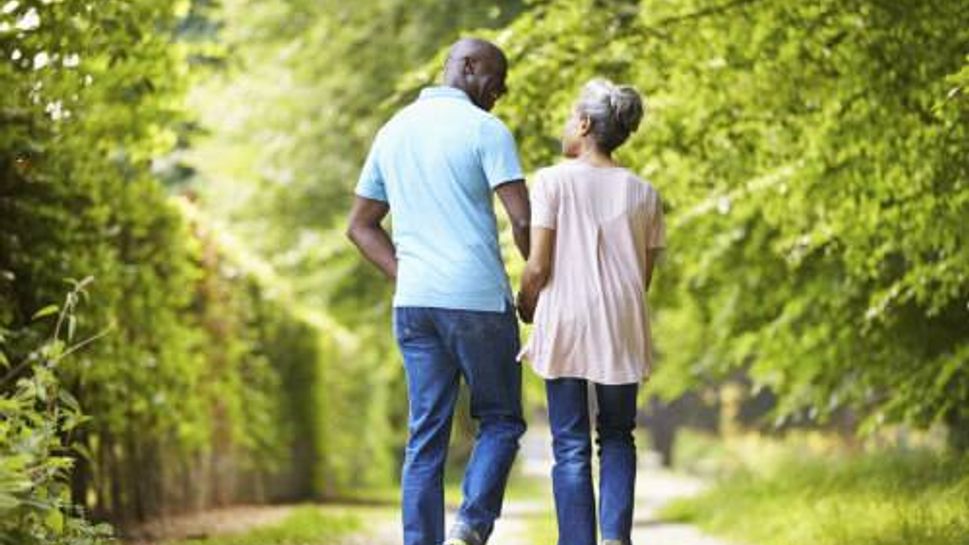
[517,226,554,324]
[516,290,535,324]
[346,196,397,280]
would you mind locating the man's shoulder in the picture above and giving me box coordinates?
[380,104,419,133]
[474,113,519,157]
[476,110,513,134]
[432,99,507,135]
[387,97,499,132]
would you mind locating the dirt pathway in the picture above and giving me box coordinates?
[631,470,735,545]
[128,426,738,545]
[347,425,739,545]
[127,504,295,543]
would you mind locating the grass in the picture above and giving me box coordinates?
[661,447,969,545]
[169,506,362,545]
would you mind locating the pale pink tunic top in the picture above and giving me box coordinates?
[518,161,666,385]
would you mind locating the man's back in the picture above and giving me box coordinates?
[346,39,528,545]
[355,86,523,311]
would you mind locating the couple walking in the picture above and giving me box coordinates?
[346,37,665,545]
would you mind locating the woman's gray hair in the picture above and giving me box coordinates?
[576,79,644,153]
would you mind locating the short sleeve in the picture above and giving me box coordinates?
[478,117,524,189]
[647,193,666,249]
[531,171,558,229]
[355,133,388,202]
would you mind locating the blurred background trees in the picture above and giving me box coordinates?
[1,0,966,543]
[487,0,969,450]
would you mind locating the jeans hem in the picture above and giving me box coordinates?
[448,520,484,545]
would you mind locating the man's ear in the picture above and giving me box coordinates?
[462,57,475,76]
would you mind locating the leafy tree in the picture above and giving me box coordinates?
[484,0,968,445]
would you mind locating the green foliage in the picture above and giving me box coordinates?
[3,1,532,531]
[1,0,204,522]
[168,506,361,545]
[0,0,361,529]
[661,448,969,545]
[0,282,114,545]
[186,0,531,484]
[4,0,967,538]
[190,0,524,241]
[479,0,969,438]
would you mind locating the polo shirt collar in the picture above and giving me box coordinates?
[419,86,472,102]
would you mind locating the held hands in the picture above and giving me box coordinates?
[515,290,535,324]
[517,228,553,325]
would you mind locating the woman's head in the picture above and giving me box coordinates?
[562,79,644,157]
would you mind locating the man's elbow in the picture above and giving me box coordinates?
[345,222,362,246]
[511,216,531,234]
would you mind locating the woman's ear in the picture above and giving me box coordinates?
[578,115,592,136]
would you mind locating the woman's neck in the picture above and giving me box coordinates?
[575,144,617,168]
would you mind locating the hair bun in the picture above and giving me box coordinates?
[577,79,646,152]
[608,85,644,134]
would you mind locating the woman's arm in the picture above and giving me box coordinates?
[516,226,555,323]
[644,248,663,293]
[645,193,666,292]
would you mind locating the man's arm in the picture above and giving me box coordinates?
[516,226,555,323]
[495,180,530,260]
[346,196,397,280]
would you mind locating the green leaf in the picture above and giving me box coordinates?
[67,315,76,342]
[31,305,59,321]
[58,389,81,412]
[45,507,64,534]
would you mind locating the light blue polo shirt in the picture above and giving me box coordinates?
[355,86,524,312]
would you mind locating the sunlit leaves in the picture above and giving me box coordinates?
[490,0,969,437]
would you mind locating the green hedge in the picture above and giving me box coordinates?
[1,1,396,537]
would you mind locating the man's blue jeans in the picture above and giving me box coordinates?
[394,305,526,545]
[546,378,639,545]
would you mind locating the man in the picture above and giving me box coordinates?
[346,38,530,545]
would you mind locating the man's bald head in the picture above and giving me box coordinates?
[443,38,509,112]
[447,38,508,72]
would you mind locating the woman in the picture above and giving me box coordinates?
[517,79,665,545]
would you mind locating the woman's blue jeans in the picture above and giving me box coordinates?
[546,378,639,545]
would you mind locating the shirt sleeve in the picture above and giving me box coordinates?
[355,132,388,202]
[478,117,524,189]
[531,171,558,230]
[647,193,666,249]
